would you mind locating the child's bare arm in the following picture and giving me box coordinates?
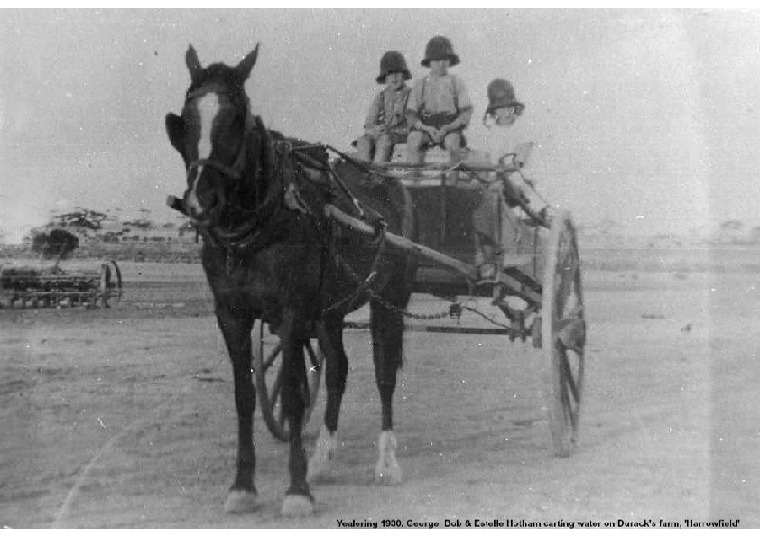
[440,108,473,134]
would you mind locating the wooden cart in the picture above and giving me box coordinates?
[254,148,586,458]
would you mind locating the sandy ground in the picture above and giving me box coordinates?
[1,261,758,529]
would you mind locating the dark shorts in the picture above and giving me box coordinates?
[410,130,466,149]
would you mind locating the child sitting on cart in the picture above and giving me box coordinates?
[472,78,540,267]
[405,35,473,165]
[475,78,544,334]
[356,51,413,163]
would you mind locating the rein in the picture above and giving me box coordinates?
[197,122,384,255]
[169,109,395,311]
[187,154,245,181]
[180,118,281,250]
[186,116,250,182]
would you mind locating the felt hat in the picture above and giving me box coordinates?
[421,35,460,67]
[486,78,525,115]
[376,50,412,84]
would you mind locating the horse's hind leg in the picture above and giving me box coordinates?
[308,316,348,481]
[370,295,407,485]
[216,304,257,513]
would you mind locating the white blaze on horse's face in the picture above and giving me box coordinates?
[186,91,221,216]
[197,92,220,164]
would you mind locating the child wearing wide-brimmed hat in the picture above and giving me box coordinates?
[356,50,413,163]
[405,35,473,164]
[483,78,525,128]
[473,78,539,274]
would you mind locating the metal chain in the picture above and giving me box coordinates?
[365,286,517,330]
[459,305,513,330]
[324,250,451,320]
[327,249,514,328]
[366,287,453,320]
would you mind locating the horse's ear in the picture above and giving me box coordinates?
[165,113,185,156]
[234,43,259,81]
[185,44,203,84]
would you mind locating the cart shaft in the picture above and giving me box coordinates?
[372,162,521,173]
[324,204,478,281]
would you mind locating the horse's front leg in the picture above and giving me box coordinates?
[370,297,406,486]
[215,303,258,513]
[280,307,315,516]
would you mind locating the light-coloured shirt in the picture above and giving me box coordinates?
[476,119,535,166]
[364,85,411,132]
[477,119,546,216]
[406,74,473,120]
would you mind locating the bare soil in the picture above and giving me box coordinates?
[1,261,758,528]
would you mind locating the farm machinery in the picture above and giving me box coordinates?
[0,229,123,309]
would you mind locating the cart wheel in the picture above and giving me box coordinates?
[252,320,325,442]
[98,261,123,308]
[542,211,586,457]
[110,260,124,302]
[98,263,110,308]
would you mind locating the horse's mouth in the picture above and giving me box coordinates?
[185,192,221,227]
[188,207,216,229]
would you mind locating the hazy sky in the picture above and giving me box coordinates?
[1,9,758,241]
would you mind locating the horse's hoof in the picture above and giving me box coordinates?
[374,431,403,485]
[224,489,257,514]
[282,494,315,517]
[374,463,403,486]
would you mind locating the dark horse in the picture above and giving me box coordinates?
[165,45,416,516]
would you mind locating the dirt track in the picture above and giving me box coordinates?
[1,261,758,528]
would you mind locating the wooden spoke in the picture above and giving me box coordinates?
[252,320,325,442]
[262,344,282,371]
[559,350,580,405]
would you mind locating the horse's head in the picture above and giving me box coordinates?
[165,44,259,223]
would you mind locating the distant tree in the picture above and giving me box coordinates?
[31,229,80,260]
[719,219,744,244]
[720,219,743,230]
